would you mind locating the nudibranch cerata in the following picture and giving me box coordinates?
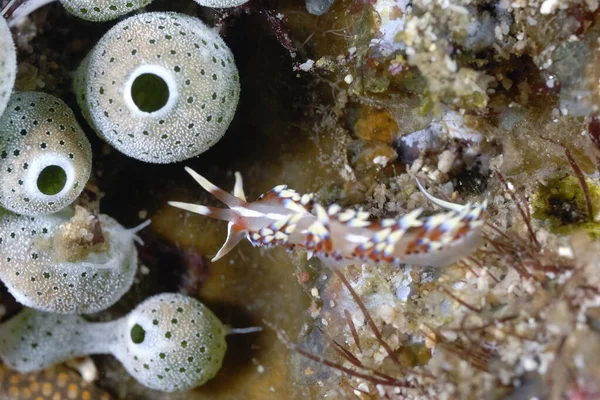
[169,167,488,268]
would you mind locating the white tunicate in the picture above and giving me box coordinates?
[0,17,16,117]
[192,0,249,7]
[59,0,154,21]
[75,12,240,163]
[0,92,92,216]
[0,207,138,314]
[117,293,227,391]
[0,293,228,392]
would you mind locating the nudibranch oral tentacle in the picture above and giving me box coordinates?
[168,168,488,268]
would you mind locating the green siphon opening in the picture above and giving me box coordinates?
[37,165,67,195]
[130,324,146,344]
[131,73,170,113]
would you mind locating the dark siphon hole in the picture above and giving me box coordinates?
[131,73,170,113]
[37,165,67,195]
[130,324,146,344]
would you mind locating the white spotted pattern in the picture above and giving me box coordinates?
[75,12,240,163]
[0,92,92,216]
[0,293,227,392]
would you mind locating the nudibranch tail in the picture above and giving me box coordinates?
[168,168,249,262]
[415,177,465,212]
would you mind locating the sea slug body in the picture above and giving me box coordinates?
[169,167,488,268]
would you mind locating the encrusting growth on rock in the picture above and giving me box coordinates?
[0,92,92,216]
[75,12,241,164]
[0,293,228,392]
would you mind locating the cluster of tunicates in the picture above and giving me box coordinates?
[0,0,251,392]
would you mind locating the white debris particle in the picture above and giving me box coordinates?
[138,209,148,219]
[299,59,315,71]
[558,246,574,258]
[437,150,456,174]
[540,0,559,14]
[311,287,320,298]
[373,155,389,167]
[522,356,538,371]
[396,285,411,301]
[344,74,354,84]
[257,365,265,374]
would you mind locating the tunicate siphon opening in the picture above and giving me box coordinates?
[37,165,67,195]
[131,324,146,344]
[131,73,170,113]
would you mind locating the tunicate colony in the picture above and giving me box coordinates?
[0,0,248,393]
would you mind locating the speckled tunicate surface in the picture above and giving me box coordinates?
[0,309,107,372]
[116,293,227,392]
[0,208,138,314]
[0,17,16,118]
[0,92,92,216]
[75,12,241,163]
[59,0,154,22]
[0,293,227,392]
[192,0,250,7]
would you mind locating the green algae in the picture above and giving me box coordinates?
[532,175,600,237]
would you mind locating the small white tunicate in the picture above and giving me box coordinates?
[0,92,91,216]
[75,12,240,164]
[59,0,154,21]
[0,207,138,314]
[0,293,228,392]
[0,17,16,117]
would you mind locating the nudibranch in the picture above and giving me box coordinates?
[0,293,227,392]
[169,167,488,268]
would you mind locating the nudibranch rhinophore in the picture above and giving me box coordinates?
[0,293,228,392]
[168,167,488,268]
